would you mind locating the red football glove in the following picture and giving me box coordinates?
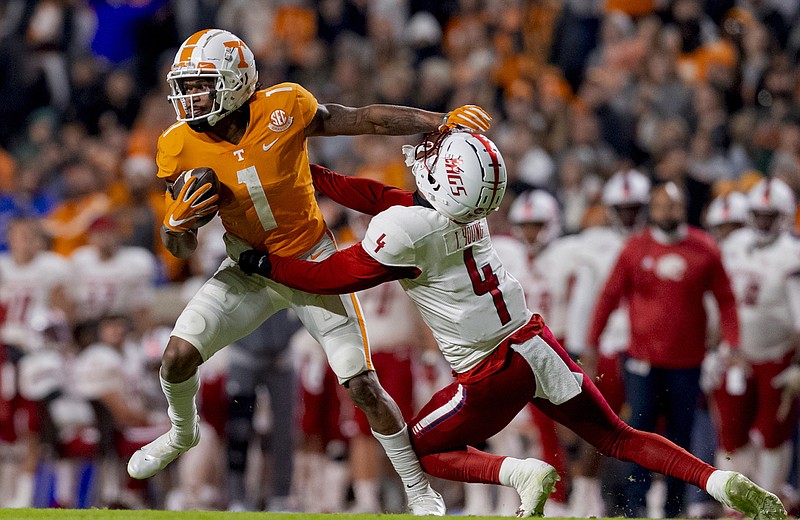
[163,176,219,232]
[440,105,492,132]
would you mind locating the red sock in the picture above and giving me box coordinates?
[606,423,715,489]
[420,446,504,484]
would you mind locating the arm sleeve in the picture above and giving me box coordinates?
[310,164,414,216]
[269,242,420,295]
[709,249,740,347]
[587,247,630,349]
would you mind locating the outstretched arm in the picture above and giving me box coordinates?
[304,103,492,137]
[310,164,413,216]
[239,243,420,295]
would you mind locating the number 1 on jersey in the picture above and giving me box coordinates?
[464,247,511,325]
[237,165,278,231]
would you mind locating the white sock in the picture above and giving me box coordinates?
[353,480,381,512]
[706,469,737,508]
[757,443,792,493]
[498,457,522,487]
[9,471,34,508]
[372,425,429,496]
[161,369,199,443]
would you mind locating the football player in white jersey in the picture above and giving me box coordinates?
[69,215,157,323]
[0,218,71,352]
[236,131,786,519]
[564,169,650,517]
[495,189,573,513]
[0,217,71,507]
[712,178,800,499]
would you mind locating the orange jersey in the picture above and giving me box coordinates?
[156,83,325,257]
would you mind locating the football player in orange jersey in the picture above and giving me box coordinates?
[126,28,492,515]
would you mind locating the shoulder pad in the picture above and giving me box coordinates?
[363,207,418,267]
[156,123,187,180]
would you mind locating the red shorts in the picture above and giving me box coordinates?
[299,363,348,444]
[353,349,414,435]
[713,354,798,451]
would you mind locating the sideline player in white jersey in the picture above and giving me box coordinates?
[564,169,650,517]
[69,215,157,323]
[494,189,573,513]
[711,178,800,498]
[0,217,71,507]
[569,170,650,408]
[236,131,787,519]
[502,189,581,345]
[0,218,71,352]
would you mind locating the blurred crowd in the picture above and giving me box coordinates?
[3,0,800,516]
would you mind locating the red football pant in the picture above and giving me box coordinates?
[410,327,715,491]
[713,353,798,452]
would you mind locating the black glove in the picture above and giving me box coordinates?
[238,249,272,276]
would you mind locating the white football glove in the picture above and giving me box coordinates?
[700,351,724,393]
[772,365,800,421]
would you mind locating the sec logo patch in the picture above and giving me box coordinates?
[268,109,293,132]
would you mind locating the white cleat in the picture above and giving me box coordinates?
[407,483,446,516]
[723,473,787,520]
[127,424,200,479]
[511,458,560,518]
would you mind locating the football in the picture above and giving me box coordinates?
[170,167,220,228]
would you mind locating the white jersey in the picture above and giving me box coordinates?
[534,235,583,340]
[358,281,421,351]
[722,228,800,361]
[362,206,531,373]
[492,235,555,323]
[566,226,630,356]
[69,246,156,321]
[0,251,71,350]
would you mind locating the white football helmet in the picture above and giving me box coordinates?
[508,189,562,245]
[746,177,796,240]
[407,132,507,224]
[705,192,748,228]
[167,29,258,129]
[602,169,651,206]
[603,169,650,231]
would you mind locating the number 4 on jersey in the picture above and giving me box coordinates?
[464,247,511,325]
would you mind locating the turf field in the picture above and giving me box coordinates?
[0,511,583,520]
[0,512,582,520]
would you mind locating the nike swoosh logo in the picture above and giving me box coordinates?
[168,215,196,227]
[309,251,323,260]
[262,138,279,151]
[406,478,425,489]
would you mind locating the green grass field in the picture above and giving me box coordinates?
[0,511,585,520]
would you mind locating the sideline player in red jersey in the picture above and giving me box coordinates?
[127,28,492,515]
[236,131,786,519]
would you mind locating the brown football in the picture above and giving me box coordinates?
[170,167,219,228]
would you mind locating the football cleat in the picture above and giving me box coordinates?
[724,473,787,520]
[407,483,446,516]
[510,458,560,518]
[127,423,200,479]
